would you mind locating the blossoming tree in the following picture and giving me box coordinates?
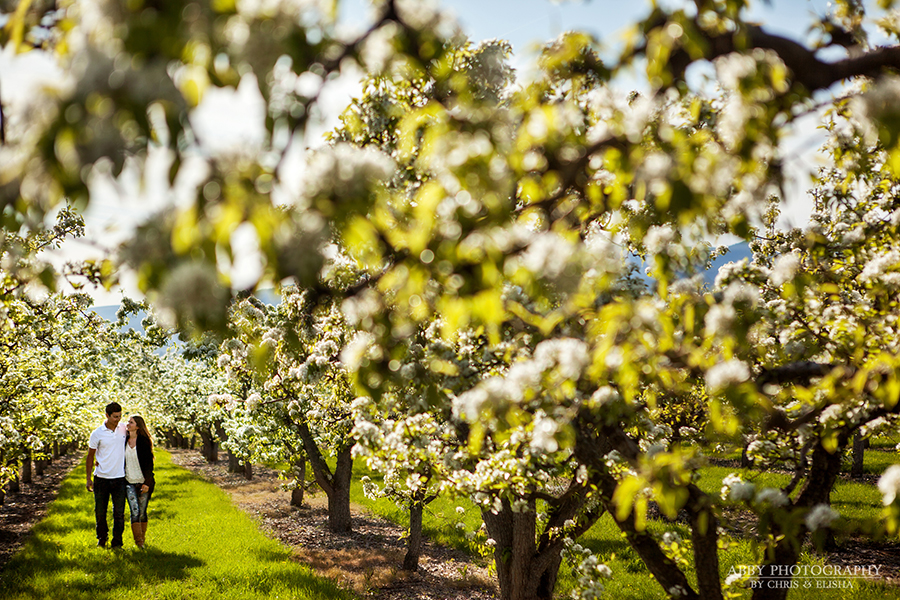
[6,0,900,599]
[211,290,359,532]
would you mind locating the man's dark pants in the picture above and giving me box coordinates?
[94,476,126,547]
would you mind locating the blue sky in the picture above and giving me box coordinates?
[344,0,832,62]
[448,0,829,55]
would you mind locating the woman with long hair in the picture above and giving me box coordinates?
[124,415,155,548]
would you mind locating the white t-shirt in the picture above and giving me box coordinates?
[88,422,127,479]
[124,443,145,484]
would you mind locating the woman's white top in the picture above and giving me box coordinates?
[124,443,145,484]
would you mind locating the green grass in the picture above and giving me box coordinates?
[347,450,900,600]
[0,450,354,600]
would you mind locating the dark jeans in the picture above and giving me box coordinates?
[94,477,126,546]
[125,483,152,523]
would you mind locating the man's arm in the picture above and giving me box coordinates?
[85,448,96,491]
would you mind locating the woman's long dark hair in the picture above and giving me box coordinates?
[128,415,154,450]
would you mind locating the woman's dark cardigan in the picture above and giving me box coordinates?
[127,435,156,494]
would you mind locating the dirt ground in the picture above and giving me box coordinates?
[0,453,81,570]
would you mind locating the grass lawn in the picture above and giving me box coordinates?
[348,450,900,600]
[0,450,354,600]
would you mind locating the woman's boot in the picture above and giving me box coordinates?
[131,523,144,548]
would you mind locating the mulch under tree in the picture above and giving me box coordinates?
[0,454,81,570]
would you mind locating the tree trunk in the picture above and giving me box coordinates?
[189,435,196,450]
[52,441,59,459]
[293,416,354,533]
[35,459,46,478]
[687,486,724,600]
[327,446,353,532]
[753,439,844,600]
[403,499,425,571]
[8,466,19,494]
[228,453,240,473]
[242,461,253,480]
[483,500,544,600]
[851,433,865,477]
[200,429,215,463]
[21,454,32,485]
[290,459,306,507]
[740,444,751,468]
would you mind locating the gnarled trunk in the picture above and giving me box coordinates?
[483,501,537,600]
[752,440,844,600]
[481,499,571,600]
[294,417,353,532]
[326,446,352,532]
[199,428,218,463]
[290,459,306,507]
[21,454,32,485]
[7,466,19,494]
[228,453,241,473]
[402,500,424,571]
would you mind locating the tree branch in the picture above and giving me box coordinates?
[651,15,900,94]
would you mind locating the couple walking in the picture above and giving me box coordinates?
[85,402,156,549]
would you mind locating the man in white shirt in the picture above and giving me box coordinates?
[86,402,127,548]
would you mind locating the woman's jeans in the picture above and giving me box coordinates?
[125,483,151,523]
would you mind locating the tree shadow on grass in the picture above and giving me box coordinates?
[0,541,205,600]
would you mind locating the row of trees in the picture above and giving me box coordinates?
[0,208,140,503]
[5,0,900,599]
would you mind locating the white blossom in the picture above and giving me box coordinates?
[303,143,394,203]
[156,261,229,329]
[721,473,755,502]
[521,232,577,279]
[705,304,736,335]
[715,52,757,89]
[877,465,900,505]
[804,504,839,531]
[643,225,676,255]
[531,412,560,453]
[714,259,749,288]
[706,360,750,393]
[818,404,844,425]
[533,338,590,381]
[860,249,900,283]
[754,487,788,507]
[769,253,800,287]
[340,332,375,370]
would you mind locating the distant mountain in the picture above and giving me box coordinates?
[90,288,282,331]
[626,241,754,288]
[706,241,752,286]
